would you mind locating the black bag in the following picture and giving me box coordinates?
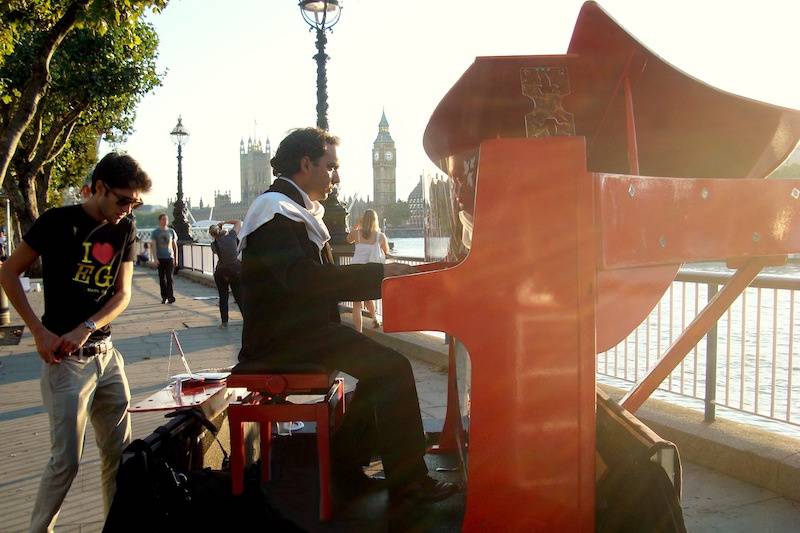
[595,390,687,533]
[104,412,302,532]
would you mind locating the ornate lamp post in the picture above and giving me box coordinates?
[299,0,349,246]
[169,116,192,242]
[299,0,341,130]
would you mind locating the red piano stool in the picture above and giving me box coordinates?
[226,371,344,522]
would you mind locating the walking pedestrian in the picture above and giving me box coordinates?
[150,214,177,304]
[0,152,151,532]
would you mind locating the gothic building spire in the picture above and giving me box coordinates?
[373,109,397,214]
[240,131,273,206]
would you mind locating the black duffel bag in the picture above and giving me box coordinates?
[103,412,301,532]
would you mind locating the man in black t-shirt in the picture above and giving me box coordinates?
[0,152,151,533]
[208,219,242,328]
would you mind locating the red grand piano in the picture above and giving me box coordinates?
[382,1,800,530]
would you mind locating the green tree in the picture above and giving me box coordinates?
[0,0,167,194]
[383,200,411,227]
[2,18,162,233]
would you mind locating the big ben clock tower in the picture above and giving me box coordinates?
[372,110,397,216]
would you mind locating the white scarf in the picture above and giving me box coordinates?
[238,178,330,253]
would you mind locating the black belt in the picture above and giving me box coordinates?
[73,339,113,358]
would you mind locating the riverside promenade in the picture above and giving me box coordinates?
[0,268,798,532]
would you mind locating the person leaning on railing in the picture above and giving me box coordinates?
[208,219,242,328]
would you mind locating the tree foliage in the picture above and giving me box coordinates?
[383,200,411,227]
[0,0,167,200]
[0,9,163,234]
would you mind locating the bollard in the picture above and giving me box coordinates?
[0,286,10,325]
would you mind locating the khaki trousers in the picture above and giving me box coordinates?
[30,348,132,533]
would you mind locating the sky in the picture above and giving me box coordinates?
[105,0,800,209]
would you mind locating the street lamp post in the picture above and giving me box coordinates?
[299,0,349,247]
[299,0,342,130]
[170,116,192,243]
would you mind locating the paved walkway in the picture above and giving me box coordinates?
[0,268,798,532]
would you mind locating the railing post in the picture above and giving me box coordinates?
[705,283,718,422]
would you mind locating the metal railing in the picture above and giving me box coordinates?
[175,241,800,428]
[598,270,800,427]
[176,242,217,275]
[334,252,425,317]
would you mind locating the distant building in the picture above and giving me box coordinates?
[372,110,396,218]
[240,137,272,205]
[206,136,274,221]
[343,194,371,229]
[407,176,424,229]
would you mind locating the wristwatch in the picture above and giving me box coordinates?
[83,319,98,333]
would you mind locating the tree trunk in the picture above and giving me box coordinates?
[35,165,51,213]
[3,171,41,276]
[4,171,38,237]
[0,0,90,190]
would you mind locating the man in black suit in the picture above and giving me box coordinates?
[237,127,458,503]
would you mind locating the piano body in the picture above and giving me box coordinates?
[382,1,800,530]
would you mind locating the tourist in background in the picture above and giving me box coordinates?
[135,242,150,266]
[151,214,177,304]
[0,152,150,532]
[208,219,242,328]
[346,209,389,332]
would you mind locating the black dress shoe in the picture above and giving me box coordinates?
[161,298,167,304]
[167,297,176,304]
[389,475,461,504]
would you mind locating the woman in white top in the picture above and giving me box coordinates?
[346,209,390,333]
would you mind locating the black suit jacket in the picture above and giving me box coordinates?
[238,179,384,361]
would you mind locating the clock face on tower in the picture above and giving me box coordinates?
[374,151,379,161]
[385,151,393,161]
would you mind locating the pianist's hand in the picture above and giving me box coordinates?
[383,263,414,278]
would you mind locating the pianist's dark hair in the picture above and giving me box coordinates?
[271,127,340,179]
[91,152,152,194]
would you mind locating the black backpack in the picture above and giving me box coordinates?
[595,390,687,533]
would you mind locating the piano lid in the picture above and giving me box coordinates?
[424,1,800,180]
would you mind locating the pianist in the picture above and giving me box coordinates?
[236,127,460,504]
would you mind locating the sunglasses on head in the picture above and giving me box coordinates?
[102,182,144,209]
